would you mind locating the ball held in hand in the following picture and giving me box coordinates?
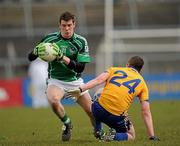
[38,43,58,62]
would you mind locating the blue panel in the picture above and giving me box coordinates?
[82,75,94,83]
[143,73,180,100]
[22,78,32,107]
[61,98,76,105]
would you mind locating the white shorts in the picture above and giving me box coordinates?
[47,78,88,97]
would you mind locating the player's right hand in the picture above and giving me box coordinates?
[66,87,82,99]
[149,136,160,141]
[33,43,46,57]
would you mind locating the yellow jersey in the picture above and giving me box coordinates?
[98,67,149,116]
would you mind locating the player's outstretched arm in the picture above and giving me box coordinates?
[80,71,109,92]
[141,100,160,141]
[67,72,109,99]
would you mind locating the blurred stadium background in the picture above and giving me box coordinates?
[0,0,180,107]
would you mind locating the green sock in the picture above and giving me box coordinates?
[61,114,71,124]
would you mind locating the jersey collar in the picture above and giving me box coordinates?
[128,66,138,72]
[59,32,75,41]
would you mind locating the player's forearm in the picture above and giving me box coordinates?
[142,110,155,137]
[28,51,38,61]
[63,56,85,73]
[80,79,101,92]
[141,101,155,138]
[80,72,109,92]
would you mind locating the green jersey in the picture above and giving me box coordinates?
[40,32,91,82]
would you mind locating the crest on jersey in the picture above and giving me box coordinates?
[69,48,76,54]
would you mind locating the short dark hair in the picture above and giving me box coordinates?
[59,11,76,23]
[128,56,144,72]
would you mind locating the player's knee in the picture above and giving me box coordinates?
[84,107,92,115]
[47,95,59,105]
[128,132,135,140]
[132,133,135,140]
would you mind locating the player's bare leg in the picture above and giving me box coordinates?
[127,124,135,140]
[77,92,95,127]
[47,85,65,117]
[47,85,72,141]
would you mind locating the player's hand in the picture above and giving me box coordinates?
[52,43,63,60]
[149,136,160,141]
[33,43,46,57]
[66,87,82,99]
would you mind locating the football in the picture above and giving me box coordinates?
[39,43,57,62]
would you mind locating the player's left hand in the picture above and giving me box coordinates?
[66,87,82,99]
[52,43,63,60]
[149,136,160,141]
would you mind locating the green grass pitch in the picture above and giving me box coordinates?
[0,100,180,146]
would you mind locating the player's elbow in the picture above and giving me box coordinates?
[142,109,151,119]
[141,101,151,117]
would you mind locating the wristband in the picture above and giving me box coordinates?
[79,87,83,92]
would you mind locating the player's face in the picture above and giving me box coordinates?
[59,19,75,39]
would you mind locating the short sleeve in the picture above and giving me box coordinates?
[138,81,149,101]
[77,38,91,63]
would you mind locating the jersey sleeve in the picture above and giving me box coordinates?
[40,32,59,43]
[104,67,114,79]
[77,38,91,63]
[138,80,149,101]
[106,67,113,74]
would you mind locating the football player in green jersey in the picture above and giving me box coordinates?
[28,11,94,141]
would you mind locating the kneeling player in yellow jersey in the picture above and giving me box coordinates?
[67,56,160,141]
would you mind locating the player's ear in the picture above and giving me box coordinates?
[73,22,76,28]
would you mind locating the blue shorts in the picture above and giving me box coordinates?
[92,101,131,133]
